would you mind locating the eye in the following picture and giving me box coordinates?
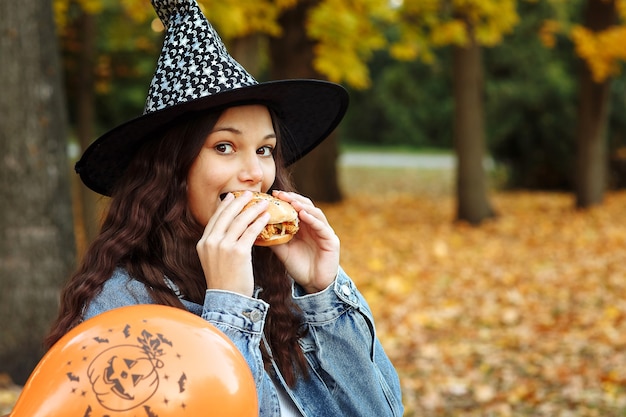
[257,145,274,157]
[215,143,235,154]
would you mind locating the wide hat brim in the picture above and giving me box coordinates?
[75,79,348,196]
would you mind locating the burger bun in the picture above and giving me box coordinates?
[232,191,299,246]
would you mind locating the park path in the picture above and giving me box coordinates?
[339,151,455,169]
[339,151,495,170]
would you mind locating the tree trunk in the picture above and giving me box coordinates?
[230,34,264,78]
[575,0,616,208]
[453,39,495,224]
[269,0,342,202]
[0,0,75,384]
[75,10,102,254]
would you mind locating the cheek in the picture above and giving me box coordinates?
[187,158,221,225]
[262,162,277,191]
[187,184,214,226]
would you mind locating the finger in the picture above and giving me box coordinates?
[205,191,253,234]
[272,190,313,207]
[293,201,330,228]
[202,192,235,231]
[272,190,324,219]
[227,199,269,242]
[241,211,271,245]
[202,192,269,249]
[198,196,269,254]
[271,191,334,232]
[298,208,334,234]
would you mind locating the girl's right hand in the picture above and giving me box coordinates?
[196,191,269,296]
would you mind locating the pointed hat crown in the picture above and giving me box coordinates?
[145,0,257,112]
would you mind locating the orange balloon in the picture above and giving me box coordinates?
[10,305,258,417]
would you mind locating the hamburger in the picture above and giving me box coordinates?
[232,191,300,246]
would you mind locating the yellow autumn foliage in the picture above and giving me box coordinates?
[540,0,626,83]
[538,19,561,48]
[308,0,393,88]
[200,0,282,38]
[54,0,100,29]
[390,31,436,64]
[392,0,519,62]
[119,0,154,23]
[571,25,626,82]
[430,19,468,46]
[454,0,519,45]
[618,0,626,20]
[54,0,152,28]
[51,0,523,89]
[53,0,70,29]
[76,0,103,14]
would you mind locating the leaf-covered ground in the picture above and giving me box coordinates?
[3,165,626,416]
[325,166,626,416]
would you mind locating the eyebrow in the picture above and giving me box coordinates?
[211,126,276,140]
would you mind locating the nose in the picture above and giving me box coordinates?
[238,152,263,185]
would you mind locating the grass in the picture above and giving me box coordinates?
[339,164,455,198]
[340,143,454,156]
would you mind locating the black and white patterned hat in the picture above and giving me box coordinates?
[75,0,349,196]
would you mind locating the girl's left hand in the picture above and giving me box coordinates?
[270,190,339,293]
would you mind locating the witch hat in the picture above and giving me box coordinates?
[75,0,348,196]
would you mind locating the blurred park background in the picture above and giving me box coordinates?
[2,0,626,415]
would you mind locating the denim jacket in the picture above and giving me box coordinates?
[83,267,404,417]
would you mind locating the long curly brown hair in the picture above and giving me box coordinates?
[45,107,308,386]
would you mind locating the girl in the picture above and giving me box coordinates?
[46,1,403,416]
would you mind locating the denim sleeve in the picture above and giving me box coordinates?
[292,267,404,416]
[202,290,280,417]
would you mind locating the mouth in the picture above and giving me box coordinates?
[220,189,265,201]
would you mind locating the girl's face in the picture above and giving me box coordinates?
[187,104,277,226]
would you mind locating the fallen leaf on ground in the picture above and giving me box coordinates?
[323,166,626,416]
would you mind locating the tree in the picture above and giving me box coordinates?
[62,4,101,249]
[541,0,626,207]
[269,0,343,201]
[388,0,520,224]
[56,0,161,253]
[453,33,494,223]
[0,0,75,383]
[574,0,618,207]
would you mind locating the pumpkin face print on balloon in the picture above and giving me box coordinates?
[87,331,166,411]
[10,305,258,417]
[64,325,189,416]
